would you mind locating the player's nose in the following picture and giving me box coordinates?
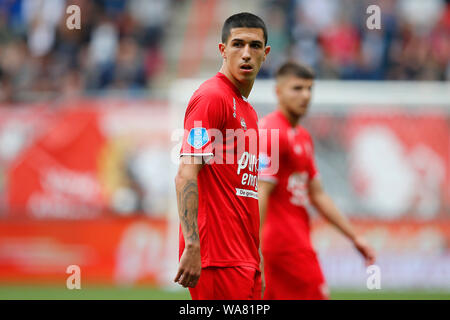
[303,89,312,100]
[241,44,251,60]
[303,92,311,100]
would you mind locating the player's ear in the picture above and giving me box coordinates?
[219,43,226,59]
[263,45,271,61]
[275,80,282,98]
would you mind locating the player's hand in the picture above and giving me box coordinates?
[261,270,266,299]
[174,243,201,288]
[352,236,376,266]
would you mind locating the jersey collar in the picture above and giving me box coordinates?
[276,109,296,128]
[216,72,249,102]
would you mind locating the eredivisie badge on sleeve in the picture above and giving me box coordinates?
[188,127,209,149]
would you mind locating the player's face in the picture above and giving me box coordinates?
[219,28,270,83]
[276,76,313,118]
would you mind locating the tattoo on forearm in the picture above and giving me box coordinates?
[177,179,199,242]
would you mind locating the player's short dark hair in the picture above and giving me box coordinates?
[222,12,268,46]
[276,62,315,80]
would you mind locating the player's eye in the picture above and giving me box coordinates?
[233,42,243,47]
[251,43,262,49]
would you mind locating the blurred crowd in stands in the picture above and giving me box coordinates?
[0,0,449,103]
[0,0,173,102]
[260,0,450,80]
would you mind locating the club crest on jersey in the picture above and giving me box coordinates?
[294,144,303,155]
[240,117,247,130]
[187,127,209,149]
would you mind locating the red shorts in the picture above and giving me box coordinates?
[263,250,329,300]
[189,266,262,300]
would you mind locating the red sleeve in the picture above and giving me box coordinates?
[306,134,319,181]
[180,91,226,161]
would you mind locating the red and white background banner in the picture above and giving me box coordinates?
[311,219,450,289]
[1,99,171,219]
[0,218,170,286]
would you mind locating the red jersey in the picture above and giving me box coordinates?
[259,110,319,254]
[179,72,260,270]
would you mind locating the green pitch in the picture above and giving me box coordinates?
[0,285,449,300]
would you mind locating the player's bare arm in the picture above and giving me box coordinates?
[174,156,203,288]
[308,177,376,266]
[257,179,276,298]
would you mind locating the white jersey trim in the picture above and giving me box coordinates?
[180,153,214,164]
[180,153,214,157]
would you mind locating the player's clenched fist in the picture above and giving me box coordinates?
[174,244,201,288]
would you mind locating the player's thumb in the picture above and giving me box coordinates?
[174,268,183,282]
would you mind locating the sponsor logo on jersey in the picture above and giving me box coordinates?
[287,172,309,206]
[236,152,259,195]
[235,188,258,199]
[187,127,209,149]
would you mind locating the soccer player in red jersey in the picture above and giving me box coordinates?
[174,13,271,300]
[258,62,376,300]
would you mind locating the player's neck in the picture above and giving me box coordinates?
[279,107,300,127]
[219,66,253,99]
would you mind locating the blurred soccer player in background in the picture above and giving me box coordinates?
[174,12,270,299]
[258,62,376,300]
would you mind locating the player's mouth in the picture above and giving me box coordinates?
[240,64,254,73]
